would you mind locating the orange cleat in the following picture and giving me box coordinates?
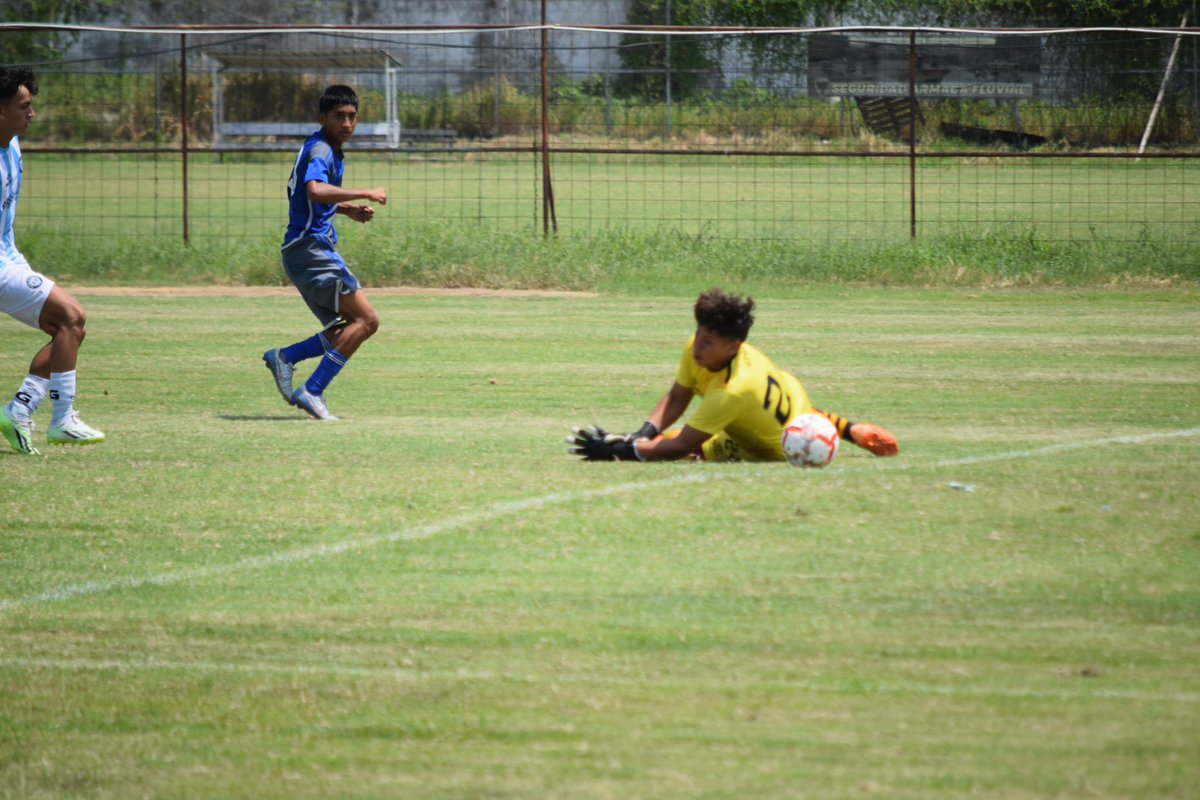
[850,423,899,456]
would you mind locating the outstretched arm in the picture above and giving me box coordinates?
[596,381,695,445]
[629,425,711,461]
[568,423,710,462]
[307,180,388,207]
[643,381,695,437]
[568,382,701,462]
[631,382,706,460]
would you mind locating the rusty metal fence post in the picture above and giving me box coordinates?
[908,29,917,240]
[540,0,557,236]
[180,33,190,244]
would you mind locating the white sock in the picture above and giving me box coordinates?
[49,370,77,424]
[9,374,49,422]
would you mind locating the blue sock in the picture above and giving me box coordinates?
[305,349,348,396]
[280,334,326,365]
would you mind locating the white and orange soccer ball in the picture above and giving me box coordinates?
[781,413,840,468]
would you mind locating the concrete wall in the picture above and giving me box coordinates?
[367,0,634,95]
[69,1,635,96]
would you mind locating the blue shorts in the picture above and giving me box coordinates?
[281,236,362,329]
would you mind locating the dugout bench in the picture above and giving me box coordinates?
[214,121,457,150]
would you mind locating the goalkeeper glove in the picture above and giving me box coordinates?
[848,423,899,456]
[567,425,643,461]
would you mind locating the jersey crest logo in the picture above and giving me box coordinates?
[26,275,44,289]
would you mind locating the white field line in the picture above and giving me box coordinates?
[1,654,1197,705]
[1,426,1197,616]
[0,472,706,613]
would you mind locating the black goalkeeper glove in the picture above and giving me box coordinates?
[567,425,643,461]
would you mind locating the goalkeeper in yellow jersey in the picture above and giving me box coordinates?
[569,287,898,463]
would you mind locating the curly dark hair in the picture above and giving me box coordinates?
[319,84,358,115]
[694,288,755,341]
[0,66,37,103]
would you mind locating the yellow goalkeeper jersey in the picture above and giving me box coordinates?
[675,335,813,462]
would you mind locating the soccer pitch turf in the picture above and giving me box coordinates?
[1,286,1198,798]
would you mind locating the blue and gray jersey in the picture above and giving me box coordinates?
[283,131,344,249]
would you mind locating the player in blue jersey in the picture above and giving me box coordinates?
[262,84,388,421]
[0,66,104,455]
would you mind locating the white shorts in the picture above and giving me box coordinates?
[0,259,55,330]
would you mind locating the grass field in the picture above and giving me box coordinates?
[1,286,1199,798]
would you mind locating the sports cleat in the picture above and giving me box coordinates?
[0,405,40,455]
[263,348,296,406]
[849,422,899,456]
[47,411,105,446]
[291,387,339,421]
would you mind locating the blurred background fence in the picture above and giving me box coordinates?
[3,21,1199,255]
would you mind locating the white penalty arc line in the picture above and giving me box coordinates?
[0,471,707,614]
[1,655,1197,705]
[1,426,1197,615]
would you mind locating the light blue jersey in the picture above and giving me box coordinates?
[0,136,27,269]
[283,130,344,249]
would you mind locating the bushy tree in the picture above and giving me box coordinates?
[619,0,1192,102]
[616,0,858,99]
[615,0,716,99]
[0,0,113,64]
[861,0,1189,27]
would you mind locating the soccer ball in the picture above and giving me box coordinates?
[781,413,840,468]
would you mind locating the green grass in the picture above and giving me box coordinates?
[16,153,1200,288]
[1,286,1198,798]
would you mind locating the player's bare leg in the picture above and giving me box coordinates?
[38,287,103,445]
[291,290,379,421]
[34,286,85,373]
[4,287,103,451]
[322,290,379,358]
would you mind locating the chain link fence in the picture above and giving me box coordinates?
[5,22,1199,250]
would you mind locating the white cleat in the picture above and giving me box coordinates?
[0,404,40,455]
[291,388,339,421]
[263,348,297,406]
[47,411,106,445]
